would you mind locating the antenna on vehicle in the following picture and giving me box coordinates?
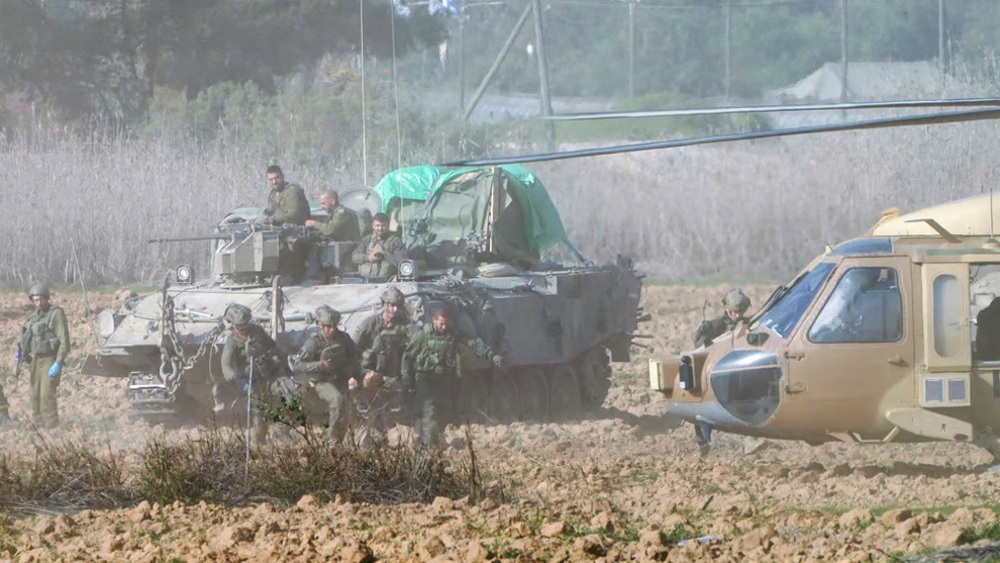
[987,186,1000,249]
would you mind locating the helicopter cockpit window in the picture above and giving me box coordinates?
[757,262,835,339]
[808,267,902,343]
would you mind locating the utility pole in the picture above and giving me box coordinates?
[627,0,635,99]
[531,0,556,150]
[458,11,466,110]
[723,0,731,101]
[463,4,533,121]
[840,0,848,103]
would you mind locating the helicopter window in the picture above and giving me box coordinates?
[757,262,835,338]
[808,267,902,344]
[933,274,963,358]
[828,237,893,256]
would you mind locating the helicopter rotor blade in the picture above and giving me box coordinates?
[545,97,1000,121]
[441,107,1000,167]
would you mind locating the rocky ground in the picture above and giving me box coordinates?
[2,285,1000,562]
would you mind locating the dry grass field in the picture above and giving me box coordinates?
[3,118,1000,287]
[1,287,1000,562]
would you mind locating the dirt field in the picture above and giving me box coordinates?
[2,285,1000,562]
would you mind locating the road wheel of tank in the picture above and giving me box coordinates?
[455,372,489,424]
[517,368,550,421]
[579,347,612,410]
[547,365,582,421]
[488,369,520,423]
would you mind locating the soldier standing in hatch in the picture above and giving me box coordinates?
[401,306,503,447]
[19,284,71,429]
[694,288,751,348]
[352,213,406,280]
[262,165,310,226]
[292,305,360,444]
[220,304,290,445]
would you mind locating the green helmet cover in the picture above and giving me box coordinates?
[225,304,253,326]
[314,305,341,326]
[28,283,50,298]
[722,289,751,314]
[380,286,405,305]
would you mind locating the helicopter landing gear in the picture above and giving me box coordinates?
[695,421,713,456]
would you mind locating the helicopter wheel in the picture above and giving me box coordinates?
[455,372,489,424]
[517,368,550,421]
[578,347,612,410]
[547,364,582,421]
[488,369,520,423]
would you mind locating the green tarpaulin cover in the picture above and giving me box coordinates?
[372,166,447,211]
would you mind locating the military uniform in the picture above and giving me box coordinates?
[694,289,751,348]
[264,183,310,226]
[0,383,9,424]
[221,322,289,445]
[312,205,361,241]
[402,324,498,446]
[292,328,360,444]
[20,299,71,428]
[352,232,406,280]
[694,313,739,348]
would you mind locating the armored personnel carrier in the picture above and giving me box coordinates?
[84,165,643,424]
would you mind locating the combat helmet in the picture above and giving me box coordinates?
[722,288,751,314]
[224,304,253,326]
[27,283,50,298]
[314,305,341,326]
[380,286,405,305]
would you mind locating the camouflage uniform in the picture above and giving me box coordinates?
[292,327,360,444]
[401,324,498,446]
[0,383,8,423]
[264,183,310,226]
[352,232,406,280]
[694,289,751,348]
[221,322,289,445]
[312,205,361,241]
[20,298,71,428]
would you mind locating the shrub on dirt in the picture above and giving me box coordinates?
[0,436,132,511]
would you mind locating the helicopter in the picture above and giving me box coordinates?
[441,97,1000,459]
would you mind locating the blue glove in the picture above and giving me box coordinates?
[241,382,250,393]
[15,348,20,364]
[48,362,61,377]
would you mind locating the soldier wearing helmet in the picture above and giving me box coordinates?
[402,306,503,447]
[220,303,290,445]
[694,288,752,349]
[17,283,71,429]
[292,305,360,444]
[355,287,411,380]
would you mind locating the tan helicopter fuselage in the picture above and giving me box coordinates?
[650,193,1000,448]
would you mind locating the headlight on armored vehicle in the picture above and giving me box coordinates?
[175,264,194,284]
[398,260,416,280]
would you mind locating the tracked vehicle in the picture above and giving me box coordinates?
[84,165,643,424]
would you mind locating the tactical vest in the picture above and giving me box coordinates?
[231,328,283,380]
[23,308,62,356]
[371,325,408,377]
[414,329,459,377]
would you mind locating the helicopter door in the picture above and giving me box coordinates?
[781,258,912,437]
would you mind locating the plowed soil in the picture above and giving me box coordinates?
[1,285,999,563]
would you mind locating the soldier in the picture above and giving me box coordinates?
[262,164,310,226]
[354,287,412,436]
[19,284,71,429]
[0,383,9,426]
[220,304,289,445]
[694,288,751,348]
[401,307,503,447]
[305,190,361,241]
[292,305,361,444]
[352,213,406,281]
[303,190,362,280]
